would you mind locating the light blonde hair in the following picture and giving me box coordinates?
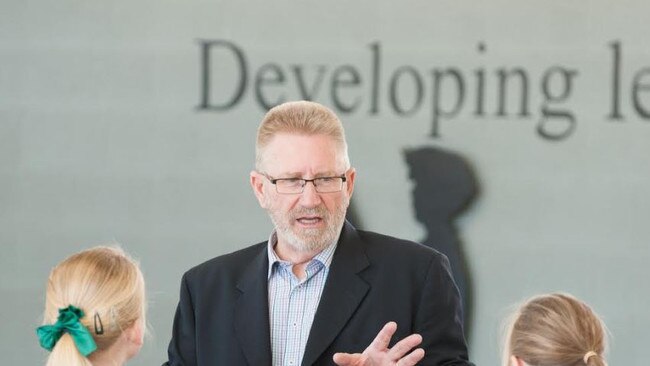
[255,101,350,171]
[41,246,146,366]
[502,293,607,366]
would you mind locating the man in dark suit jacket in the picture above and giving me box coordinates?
[165,101,472,366]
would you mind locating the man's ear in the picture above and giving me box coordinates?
[250,171,268,208]
[345,168,356,198]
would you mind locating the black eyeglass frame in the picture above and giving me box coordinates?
[262,173,348,194]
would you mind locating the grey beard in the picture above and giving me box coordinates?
[268,206,346,253]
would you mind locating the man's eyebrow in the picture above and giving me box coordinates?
[314,172,340,178]
[273,172,303,178]
[275,171,340,178]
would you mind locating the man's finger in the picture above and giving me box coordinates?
[387,333,422,360]
[332,352,365,366]
[367,321,398,351]
[396,348,425,366]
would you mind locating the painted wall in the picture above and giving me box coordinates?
[2,1,648,364]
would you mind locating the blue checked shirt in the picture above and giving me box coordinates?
[267,232,338,366]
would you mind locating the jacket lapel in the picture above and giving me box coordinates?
[301,222,370,366]
[234,245,273,366]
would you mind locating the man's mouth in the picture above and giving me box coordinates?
[296,216,323,226]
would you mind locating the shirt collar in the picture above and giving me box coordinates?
[266,231,338,279]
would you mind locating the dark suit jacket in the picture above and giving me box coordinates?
[165,222,471,365]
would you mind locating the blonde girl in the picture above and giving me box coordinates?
[37,246,146,366]
[503,293,607,366]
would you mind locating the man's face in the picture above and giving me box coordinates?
[251,133,355,254]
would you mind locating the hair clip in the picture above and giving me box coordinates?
[94,312,104,335]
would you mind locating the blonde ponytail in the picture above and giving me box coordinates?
[46,334,92,366]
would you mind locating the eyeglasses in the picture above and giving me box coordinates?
[262,173,347,194]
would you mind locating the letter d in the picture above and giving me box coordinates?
[197,39,247,110]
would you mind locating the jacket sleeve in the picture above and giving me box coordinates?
[164,272,198,366]
[416,253,474,366]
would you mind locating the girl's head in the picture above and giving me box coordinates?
[38,246,146,366]
[503,293,607,366]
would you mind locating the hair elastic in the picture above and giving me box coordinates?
[36,305,97,357]
[583,351,598,364]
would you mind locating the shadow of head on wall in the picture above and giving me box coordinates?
[404,146,478,226]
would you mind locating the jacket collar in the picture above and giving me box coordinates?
[234,245,273,366]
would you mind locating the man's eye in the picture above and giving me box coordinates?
[282,179,303,186]
[318,177,335,183]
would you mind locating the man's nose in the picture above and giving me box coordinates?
[299,181,322,207]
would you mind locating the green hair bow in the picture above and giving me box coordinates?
[36,305,97,357]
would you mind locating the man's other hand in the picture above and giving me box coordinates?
[332,321,425,366]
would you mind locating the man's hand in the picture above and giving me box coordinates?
[332,322,425,366]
